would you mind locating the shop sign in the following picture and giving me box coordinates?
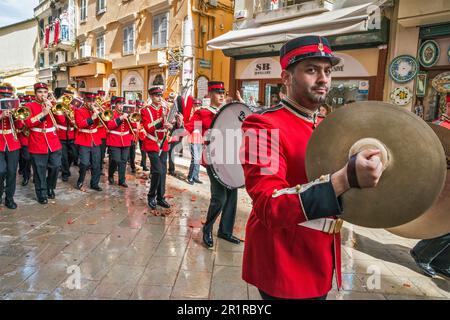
[122,71,144,92]
[199,59,211,69]
[239,58,281,79]
[358,80,369,94]
[169,61,179,76]
[332,53,371,77]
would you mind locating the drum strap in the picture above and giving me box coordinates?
[347,153,361,189]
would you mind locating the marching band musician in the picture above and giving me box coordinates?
[185,81,240,248]
[55,86,77,182]
[140,87,171,210]
[0,83,24,209]
[24,82,62,204]
[240,36,383,300]
[74,92,103,191]
[127,100,138,174]
[106,97,132,187]
[97,90,108,175]
[17,95,33,187]
[136,100,149,172]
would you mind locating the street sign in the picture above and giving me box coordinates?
[199,59,211,69]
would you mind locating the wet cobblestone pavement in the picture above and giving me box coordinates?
[0,158,449,300]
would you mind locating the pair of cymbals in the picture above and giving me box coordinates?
[387,123,450,239]
[305,102,447,232]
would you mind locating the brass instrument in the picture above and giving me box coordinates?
[12,106,31,121]
[43,98,59,128]
[53,95,77,128]
[121,105,138,139]
[90,101,111,131]
[129,112,142,123]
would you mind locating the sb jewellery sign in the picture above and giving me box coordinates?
[239,58,282,79]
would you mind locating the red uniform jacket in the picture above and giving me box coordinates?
[106,111,133,147]
[74,107,102,147]
[240,100,343,299]
[140,104,169,152]
[18,121,29,147]
[55,113,75,141]
[24,101,62,154]
[0,111,23,152]
[184,106,218,165]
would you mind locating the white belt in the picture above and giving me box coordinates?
[145,133,158,142]
[57,125,74,131]
[79,128,98,134]
[31,127,56,133]
[0,129,13,134]
[299,218,343,234]
[110,130,130,136]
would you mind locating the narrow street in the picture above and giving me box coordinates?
[0,157,448,300]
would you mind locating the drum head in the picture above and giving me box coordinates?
[206,102,253,189]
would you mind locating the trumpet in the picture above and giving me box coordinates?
[42,98,59,128]
[90,101,111,131]
[129,112,142,123]
[52,95,78,128]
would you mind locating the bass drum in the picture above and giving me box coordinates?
[205,102,253,189]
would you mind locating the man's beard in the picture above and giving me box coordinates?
[292,77,328,105]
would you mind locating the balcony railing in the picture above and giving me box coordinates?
[254,0,334,24]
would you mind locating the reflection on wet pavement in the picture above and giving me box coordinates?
[0,163,448,300]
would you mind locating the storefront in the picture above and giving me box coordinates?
[233,47,384,108]
[208,4,390,108]
[414,25,450,121]
[121,69,145,102]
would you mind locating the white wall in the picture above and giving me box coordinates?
[0,19,38,72]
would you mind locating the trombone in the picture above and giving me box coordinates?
[91,99,112,131]
[121,105,139,140]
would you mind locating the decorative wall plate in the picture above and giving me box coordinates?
[418,40,440,68]
[447,45,450,62]
[390,87,412,106]
[432,71,450,93]
[389,55,418,83]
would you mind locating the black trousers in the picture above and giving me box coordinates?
[204,166,238,236]
[139,140,147,168]
[19,146,31,180]
[30,149,62,200]
[168,141,182,174]
[109,146,130,184]
[258,289,327,300]
[147,151,168,200]
[100,138,107,170]
[411,233,450,272]
[128,141,136,169]
[0,148,20,200]
[78,145,101,188]
[60,139,78,179]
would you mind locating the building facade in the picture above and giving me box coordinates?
[209,0,393,108]
[386,0,450,120]
[34,0,78,96]
[0,18,38,93]
[66,0,233,101]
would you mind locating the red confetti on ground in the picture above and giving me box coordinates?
[67,219,74,225]
[187,218,203,228]
[403,283,411,288]
[191,196,196,202]
[165,195,174,199]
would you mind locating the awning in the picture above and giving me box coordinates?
[207,3,374,51]
[57,57,111,68]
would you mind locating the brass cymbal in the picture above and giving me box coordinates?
[305,102,447,228]
[387,123,450,239]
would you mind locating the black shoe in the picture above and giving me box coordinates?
[142,166,149,172]
[47,189,55,199]
[186,179,194,185]
[108,176,114,185]
[202,229,214,248]
[217,233,241,245]
[193,178,203,184]
[432,266,450,279]
[38,197,48,204]
[76,181,83,190]
[21,177,29,186]
[157,198,171,208]
[411,250,437,277]
[62,176,69,182]
[90,186,102,192]
[147,197,157,209]
[5,198,17,210]
[118,182,128,188]
[169,171,176,176]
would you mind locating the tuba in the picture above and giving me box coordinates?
[13,106,31,121]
